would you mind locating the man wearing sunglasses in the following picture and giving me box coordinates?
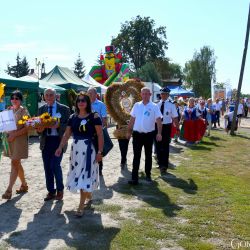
[37,88,70,201]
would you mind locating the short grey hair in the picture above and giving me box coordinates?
[44,88,56,96]
[87,87,97,94]
[141,87,151,93]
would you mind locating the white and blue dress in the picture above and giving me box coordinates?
[66,113,101,193]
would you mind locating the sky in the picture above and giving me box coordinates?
[0,0,249,93]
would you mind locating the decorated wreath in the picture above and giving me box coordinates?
[105,79,144,138]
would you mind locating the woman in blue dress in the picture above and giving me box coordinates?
[55,92,104,217]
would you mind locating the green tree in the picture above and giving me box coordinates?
[20,56,30,76]
[111,15,168,70]
[74,53,85,79]
[6,53,30,77]
[154,58,183,79]
[184,46,216,98]
[130,62,161,83]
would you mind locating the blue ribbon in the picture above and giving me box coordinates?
[73,136,92,178]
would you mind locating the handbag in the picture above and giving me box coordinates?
[102,127,114,157]
[91,113,113,157]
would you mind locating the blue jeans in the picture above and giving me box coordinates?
[42,136,64,194]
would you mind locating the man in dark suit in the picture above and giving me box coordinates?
[37,88,70,201]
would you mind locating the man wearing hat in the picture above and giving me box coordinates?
[156,87,180,175]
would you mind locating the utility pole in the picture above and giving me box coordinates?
[230,3,250,135]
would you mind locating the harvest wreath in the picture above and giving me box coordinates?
[105,79,144,138]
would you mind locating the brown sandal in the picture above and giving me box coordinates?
[2,190,12,200]
[16,184,28,194]
[75,208,84,217]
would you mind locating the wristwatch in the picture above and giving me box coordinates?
[98,150,103,155]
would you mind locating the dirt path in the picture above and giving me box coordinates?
[0,117,249,249]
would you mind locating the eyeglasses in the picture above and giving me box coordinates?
[77,99,87,103]
[11,97,20,101]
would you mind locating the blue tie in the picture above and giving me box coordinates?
[47,106,52,135]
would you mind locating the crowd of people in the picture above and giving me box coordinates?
[1,87,249,217]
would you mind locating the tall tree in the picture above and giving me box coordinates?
[20,56,30,76]
[111,15,168,70]
[6,53,30,77]
[184,46,216,98]
[74,54,85,79]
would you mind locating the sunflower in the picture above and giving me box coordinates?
[18,120,25,125]
[22,115,29,121]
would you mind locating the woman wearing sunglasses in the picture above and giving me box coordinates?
[55,92,104,217]
[2,90,29,200]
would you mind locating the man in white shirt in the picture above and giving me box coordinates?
[127,87,162,185]
[156,87,180,175]
[213,99,222,128]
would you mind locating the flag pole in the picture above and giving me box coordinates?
[230,3,250,135]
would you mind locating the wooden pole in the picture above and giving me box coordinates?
[230,3,250,135]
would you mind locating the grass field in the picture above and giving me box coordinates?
[108,130,250,249]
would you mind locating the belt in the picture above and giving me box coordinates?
[133,130,154,134]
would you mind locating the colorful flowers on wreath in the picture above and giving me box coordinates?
[18,112,61,128]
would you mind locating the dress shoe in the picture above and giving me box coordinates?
[160,168,167,176]
[120,162,127,169]
[55,191,64,201]
[128,180,138,185]
[145,176,152,182]
[44,193,56,201]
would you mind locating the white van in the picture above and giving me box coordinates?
[143,82,162,102]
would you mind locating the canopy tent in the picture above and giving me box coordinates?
[19,75,66,93]
[83,74,107,94]
[168,86,194,97]
[0,71,39,115]
[0,71,38,90]
[41,65,89,91]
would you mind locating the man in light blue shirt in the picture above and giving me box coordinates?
[87,88,107,127]
[87,87,108,176]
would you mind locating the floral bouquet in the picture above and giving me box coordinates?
[18,112,61,128]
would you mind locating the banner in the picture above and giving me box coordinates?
[0,110,17,132]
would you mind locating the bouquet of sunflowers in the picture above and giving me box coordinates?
[18,112,60,128]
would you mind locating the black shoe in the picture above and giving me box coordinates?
[120,162,127,169]
[160,168,167,176]
[145,176,152,182]
[128,180,138,185]
[44,193,56,201]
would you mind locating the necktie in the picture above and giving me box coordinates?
[160,101,165,115]
[47,106,52,135]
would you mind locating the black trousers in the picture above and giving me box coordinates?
[118,139,129,164]
[156,123,172,169]
[214,111,220,126]
[132,131,154,181]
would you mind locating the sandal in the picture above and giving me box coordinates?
[84,193,93,206]
[2,190,12,200]
[16,184,28,194]
[75,208,84,217]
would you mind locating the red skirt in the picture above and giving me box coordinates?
[170,123,177,138]
[183,119,206,142]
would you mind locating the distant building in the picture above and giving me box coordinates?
[161,78,182,87]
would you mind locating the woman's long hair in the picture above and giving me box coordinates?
[75,92,92,114]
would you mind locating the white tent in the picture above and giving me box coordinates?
[83,74,107,94]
